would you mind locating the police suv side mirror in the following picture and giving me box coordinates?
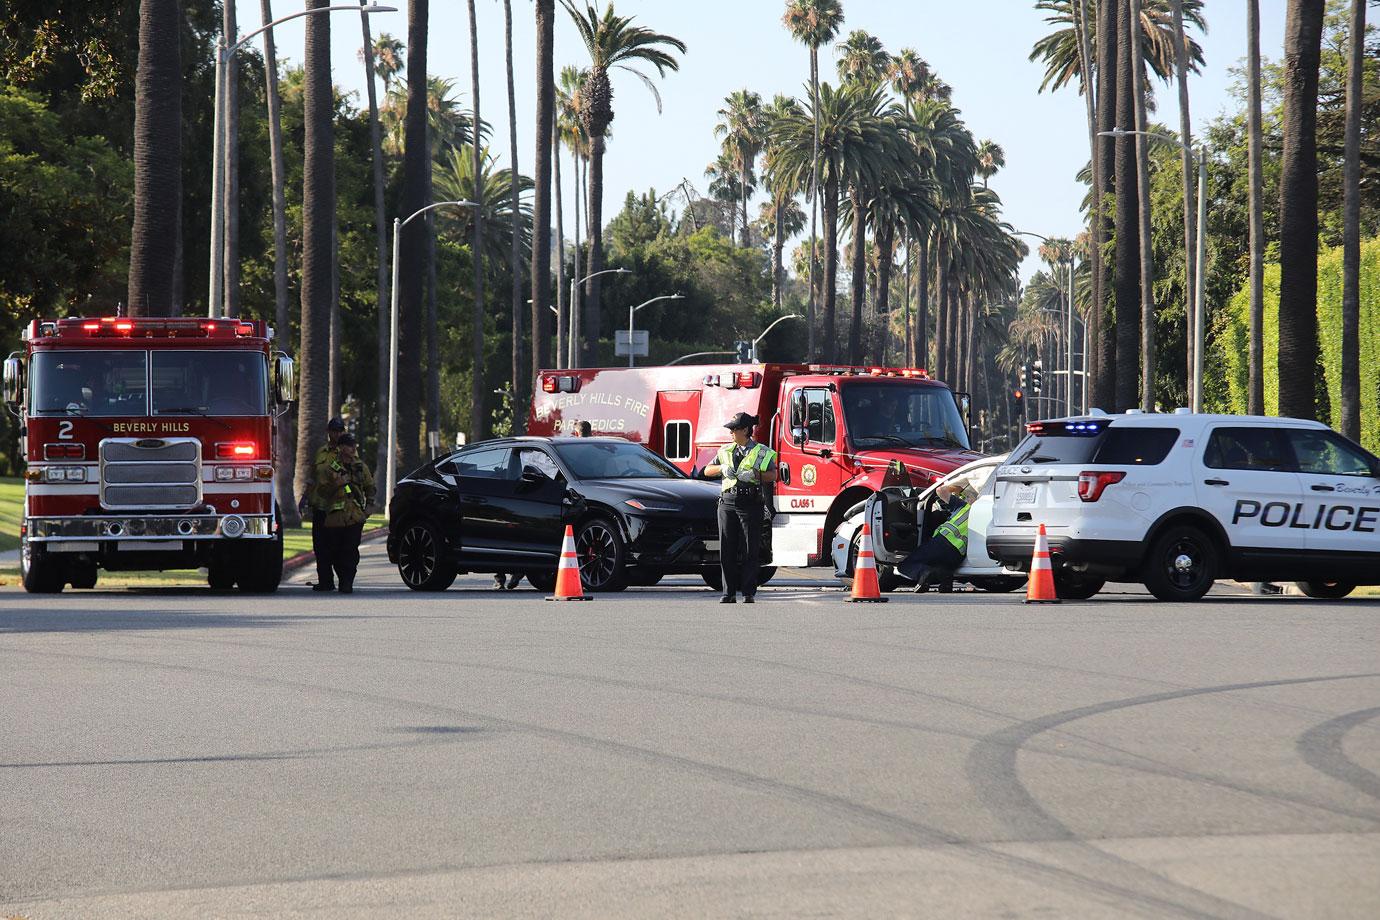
[273,353,296,405]
[3,356,22,406]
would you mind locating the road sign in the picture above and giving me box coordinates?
[615,329,649,357]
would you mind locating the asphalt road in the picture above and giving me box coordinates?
[2,545,1378,919]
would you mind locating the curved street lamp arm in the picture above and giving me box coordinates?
[667,351,736,366]
[400,199,478,228]
[577,267,630,286]
[232,5,398,56]
[752,313,803,347]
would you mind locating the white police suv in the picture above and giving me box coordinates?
[986,412,1380,601]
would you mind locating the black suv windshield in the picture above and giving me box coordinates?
[555,441,684,480]
[839,382,970,450]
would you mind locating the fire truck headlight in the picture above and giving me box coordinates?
[233,467,253,481]
[44,466,85,483]
[215,466,235,482]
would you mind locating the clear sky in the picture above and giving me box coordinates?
[238,0,1291,284]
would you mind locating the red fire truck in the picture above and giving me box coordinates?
[3,317,295,593]
[529,362,981,573]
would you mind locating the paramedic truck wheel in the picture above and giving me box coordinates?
[1141,524,1218,602]
[1296,581,1355,599]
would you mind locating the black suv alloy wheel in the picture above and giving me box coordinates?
[576,518,628,592]
[397,520,457,592]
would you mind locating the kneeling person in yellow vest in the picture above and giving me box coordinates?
[315,433,375,594]
[704,412,777,604]
[897,481,971,593]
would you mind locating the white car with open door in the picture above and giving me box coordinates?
[831,456,1028,593]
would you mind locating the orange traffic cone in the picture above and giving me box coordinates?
[847,522,889,603]
[546,524,593,602]
[1024,524,1060,604]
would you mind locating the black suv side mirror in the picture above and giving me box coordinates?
[518,465,548,489]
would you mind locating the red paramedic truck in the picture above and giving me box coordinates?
[4,317,296,593]
[529,362,982,579]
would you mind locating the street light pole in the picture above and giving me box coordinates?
[208,4,397,318]
[627,294,684,368]
[568,267,628,369]
[386,200,478,504]
[750,313,803,362]
[1100,127,1208,411]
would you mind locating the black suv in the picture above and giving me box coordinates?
[386,437,760,592]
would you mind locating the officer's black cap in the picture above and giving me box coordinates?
[337,433,357,447]
[724,412,757,431]
[327,417,346,431]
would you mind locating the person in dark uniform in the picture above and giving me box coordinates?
[315,434,375,594]
[897,480,972,592]
[305,417,346,591]
[704,412,778,604]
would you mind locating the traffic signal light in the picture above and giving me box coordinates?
[1012,388,1024,416]
[1032,360,1043,394]
[734,340,753,363]
[1019,364,1030,389]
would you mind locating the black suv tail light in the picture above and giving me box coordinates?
[1077,470,1125,502]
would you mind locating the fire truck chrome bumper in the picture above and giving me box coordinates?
[27,515,274,541]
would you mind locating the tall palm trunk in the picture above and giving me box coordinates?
[501,0,525,429]
[293,1,334,504]
[261,0,297,524]
[1113,0,1140,413]
[1340,0,1366,439]
[1246,0,1266,414]
[848,187,867,365]
[1073,0,1101,402]
[740,166,751,249]
[771,201,786,308]
[569,151,582,368]
[359,1,389,483]
[1170,0,1196,391]
[329,221,342,413]
[807,46,820,360]
[425,217,440,437]
[532,0,555,375]
[821,170,840,363]
[127,0,181,316]
[1093,0,1119,410]
[222,0,241,317]
[468,0,487,441]
[553,125,567,369]
[934,235,948,381]
[902,231,912,366]
[583,133,607,365]
[1129,0,1156,411]
[915,230,930,371]
[397,0,431,472]
[1277,0,1326,421]
[875,221,894,365]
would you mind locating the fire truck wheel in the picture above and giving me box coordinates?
[576,517,629,593]
[68,562,98,590]
[207,561,236,591]
[237,535,284,594]
[21,549,65,594]
[396,519,457,591]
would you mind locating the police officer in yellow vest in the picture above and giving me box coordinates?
[897,480,971,592]
[704,412,777,604]
[314,433,375,594]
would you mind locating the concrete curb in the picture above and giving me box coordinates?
[283,526,389,575]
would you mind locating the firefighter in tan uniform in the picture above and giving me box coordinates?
[704,412,778,604]
[314,433,374,594]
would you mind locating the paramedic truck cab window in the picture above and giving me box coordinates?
[840,382,970,451]
[791,388,836,444]
[29,351,148,417]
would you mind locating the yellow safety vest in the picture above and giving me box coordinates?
[935,501,970,554]
[715,441,777,494]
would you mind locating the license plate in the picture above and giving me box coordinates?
[1014,486,1037,506]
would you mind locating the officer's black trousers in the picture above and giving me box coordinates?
[311,510,331,587]
[718,499,763,598]
[319,523,365,589]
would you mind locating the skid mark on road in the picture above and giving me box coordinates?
[1297,707,1380,804]
[0,642,1328,919]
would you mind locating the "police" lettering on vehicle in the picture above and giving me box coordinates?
[1232,500,1380,532]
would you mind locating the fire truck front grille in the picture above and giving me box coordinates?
[100,438,203,510]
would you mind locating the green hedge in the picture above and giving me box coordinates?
[1218,237,1380,452]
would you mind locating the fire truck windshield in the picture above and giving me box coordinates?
[30,350,267,417]
[839,381,970,451]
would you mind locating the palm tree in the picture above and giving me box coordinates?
[381,76,481,157]
[1029,0,1205,89]
[502,0,525,429]
[356,1,391,500]
[1169,0,1197,390]
[561,0,685,364]
[836,29,890,85]
[1246,0,1265,415]
[783,0,845,360]
[371,33,404,87]
[1113,0,1140,412]
[221,0,241,319]
[466,0,486,442]
[433,146,534,261]
[714,89,767,248]
[532,0,555,376]
[975,139,1005,188]
[761,93,805,307]
[868,171,938,363]
[705,151,748,238]
[1128,0,1156,410]
[556,65,590,367]
[294,0,334,503]
[396,0,431,473]
[1277,0,1326,421]
[127,0,180,316]
[1093,0,1119,409]
[1340,0,1366,439]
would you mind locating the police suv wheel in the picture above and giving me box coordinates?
[1296,581,1355,600]
[397,520,457,591]
[1142,525,1218,602]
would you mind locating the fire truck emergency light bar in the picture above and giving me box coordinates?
[541,375,582,394]
[27,318,270,340]
[804,365,929,379]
